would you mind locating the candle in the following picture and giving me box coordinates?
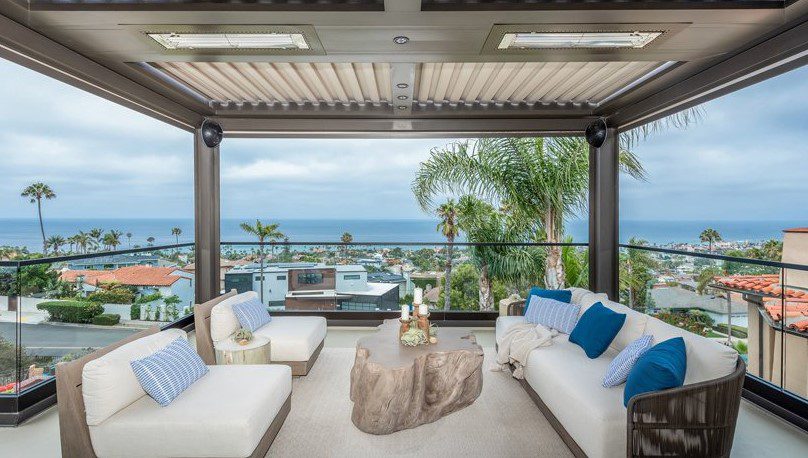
[419,303,428,316]
[401,304,409,320]
[413,287,423,305]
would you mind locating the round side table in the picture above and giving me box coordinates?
[214,336,271,365]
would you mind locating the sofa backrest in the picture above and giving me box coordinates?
[193,289,239,365]
[56,326,162,458]
[644,317,738,384]
[210,290,258,342]
[82,328,187,426]
[601,300,650,353]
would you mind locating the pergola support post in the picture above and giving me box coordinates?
[589,127,619,301]
[194,125,221,304]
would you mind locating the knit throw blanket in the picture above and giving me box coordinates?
[492,323,557,379]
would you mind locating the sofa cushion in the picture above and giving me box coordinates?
[576,290,610,312]
[89,364,292,458]
[253,316,327,362]
[82,328,187,426]
[524,337,626,458]
[524,296,580,334]
[210,291,259,342]
[603,334,653,388]
[232,296,272,332]
[644,316,738,384]
[130,337,209,407]
[567,287,594,306]
[624,337,687,406]
[495,315,527,345]
[570,302,626,358]
[523,287,572,316]
[601,300,649,352]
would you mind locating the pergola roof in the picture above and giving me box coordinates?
[0,0,806,136]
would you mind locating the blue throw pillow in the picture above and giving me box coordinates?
[569,302,626,359]
[623,337,687,407]
[602,334,653,387]
[523,287,572,316]
[524,295,581,334]
[130,337,209,407]
[232,296,272,332]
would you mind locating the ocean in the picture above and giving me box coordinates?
[0,218,804,251]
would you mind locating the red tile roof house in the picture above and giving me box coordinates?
[60,266,195,319]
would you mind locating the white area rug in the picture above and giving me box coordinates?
[266,348,572,457]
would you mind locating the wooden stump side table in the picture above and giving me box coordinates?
[214,336,271,365]
[349,320,484,435]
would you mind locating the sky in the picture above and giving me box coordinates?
[1,57,806,222]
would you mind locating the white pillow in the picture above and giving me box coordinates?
[82,328,186,426]
[601,300,649,352]
[577,291,609,313]
[210,291,260,342]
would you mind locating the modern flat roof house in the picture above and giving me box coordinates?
[1,1,808,457]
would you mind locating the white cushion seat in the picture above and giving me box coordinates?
[89,364,292,458]
[253,316,327,362]
[495,315,527,345]
[523,336,626,458]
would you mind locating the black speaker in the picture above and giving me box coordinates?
[200,120,223,148]
[585,118,608,149]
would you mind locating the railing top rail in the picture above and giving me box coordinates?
[0,243,195,267]
[620,243,808,273]
[222,241,588,247]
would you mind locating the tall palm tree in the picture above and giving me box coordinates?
[103,230,123,251]
[171,227,182,244]
[240,220,285,304]
[74,231,91,254]
[88,228,104,251]
[45,235,66,255]
[413,137,646,289]
[436,199,459,311]
[340,232,353,260]
[126,232,133,248]
[21,182,56,253]
[699,228,722,253]
[146,236,155,246]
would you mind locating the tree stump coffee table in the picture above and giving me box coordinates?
[350,320,484,435]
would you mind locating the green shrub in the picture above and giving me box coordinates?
[87,288,135,304]
[135,292,162,304]
[130,303,141,320]
[714,323,748,338]
[92,314,121,326]
[36,301,104,323]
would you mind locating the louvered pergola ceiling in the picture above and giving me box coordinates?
[150,60,667,110]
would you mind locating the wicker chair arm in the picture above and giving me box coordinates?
[506,300,526,316]
[626,357,746,458]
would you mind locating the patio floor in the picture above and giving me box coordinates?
[1,328,807,457]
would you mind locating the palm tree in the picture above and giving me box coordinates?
[146,236,155,246]
[240,220,285,303]
[103,230,123,251]
[340,232,353,259]
[699,228,722,253]
[436,199,459,311]
[66,234,78,253]
[171,227,182,244]
[619,238,659,310]
[21,183,56,253]
[126,232,133,248]
[45,235,66,255]
[88,228,104,251]
[74,231,91,254]
[413,137,646,289]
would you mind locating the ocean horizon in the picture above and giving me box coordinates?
[0,217,804,251]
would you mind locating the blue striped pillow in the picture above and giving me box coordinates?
[524,295,581,334]
[602,334,653,388]
[232,296,272,332]
[130,337,208,407]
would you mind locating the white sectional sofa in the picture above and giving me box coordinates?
[56,327,292,458]
[497,287,745,458]
[195,290,327,375]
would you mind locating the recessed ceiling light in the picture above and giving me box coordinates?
[396,83,409,89]
[497,31,662,50]
[397,105,408,110]
[148,32,310,50]
[393,36,410,45]
[397,95,409,100]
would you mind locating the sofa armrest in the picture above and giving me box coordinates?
[626,357,746,458]
[506,300,526,316]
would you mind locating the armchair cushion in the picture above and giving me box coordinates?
[232,296,272,332]
[130,337,208,407]
[624,337,686,406]
[210,291,260,342]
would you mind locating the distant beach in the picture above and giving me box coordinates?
[0,218,804,251]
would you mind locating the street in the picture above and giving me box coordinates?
[0,322,140,357]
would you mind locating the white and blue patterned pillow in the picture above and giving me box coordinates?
[602,334,654,388]
[130,337,208,407]
[232,296,272,332]
[524,295,581,334]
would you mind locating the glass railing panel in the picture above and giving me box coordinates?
[221,241,588,314]
[0,263,20,396]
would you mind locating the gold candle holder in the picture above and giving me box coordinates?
[417,312,430,343]
[399,318,411,339]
